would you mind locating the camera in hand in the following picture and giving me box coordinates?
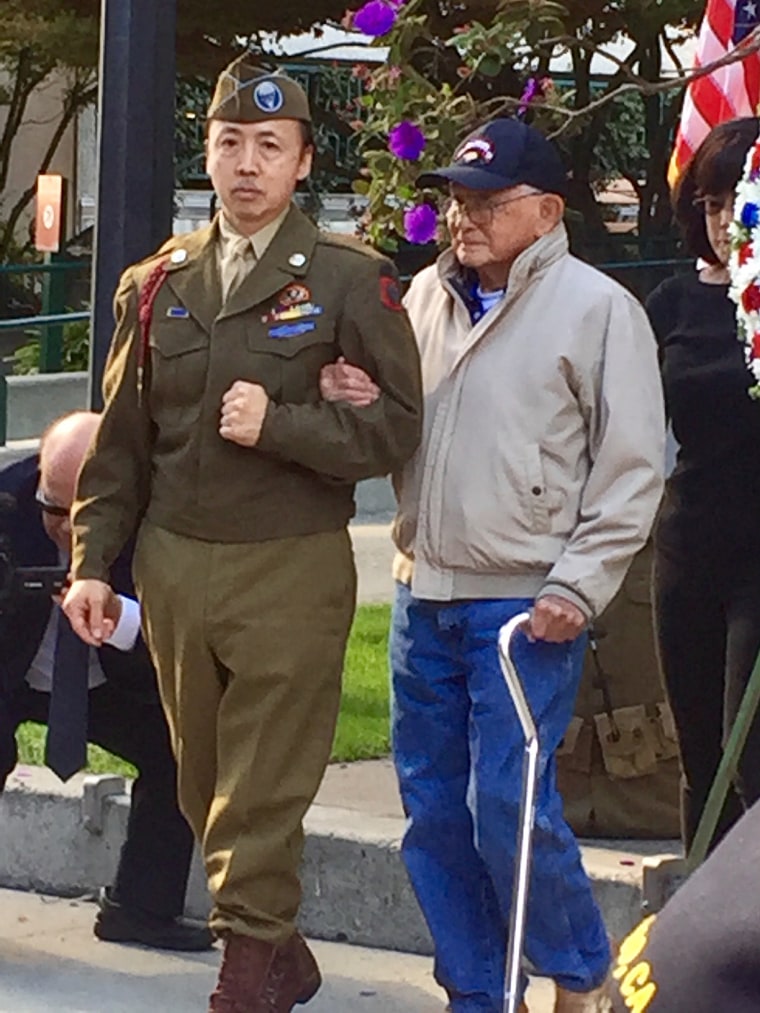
[0,492,68,613]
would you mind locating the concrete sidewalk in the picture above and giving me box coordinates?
[0,756,678,958]
[0,888,558,1013]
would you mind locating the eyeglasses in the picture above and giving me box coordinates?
[35,488,70,518]
[692,194,733,217]
[443,190,542,227]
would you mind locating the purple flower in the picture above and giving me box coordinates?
[353,0,398,36]
[518,78,540,118]
[742,202,760,229]
[404,204,438,244]
[389,121,426,161]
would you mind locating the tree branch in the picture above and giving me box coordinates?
[537,25,760,137]
[0,75,95,261]
[0,50,51,196]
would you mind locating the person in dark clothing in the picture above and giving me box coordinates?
[610,797,760,1013]
[646,117,760,853]
[0,411,211,951]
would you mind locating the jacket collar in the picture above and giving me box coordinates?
[161,221,220,334]
[437,223,569,310]
[161,204,319,330]
[218,203,318,321]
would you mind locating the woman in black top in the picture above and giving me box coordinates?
[646,117,760,853]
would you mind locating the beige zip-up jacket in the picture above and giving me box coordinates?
[392,224,665,619]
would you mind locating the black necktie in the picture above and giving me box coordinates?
[45,611,90,781]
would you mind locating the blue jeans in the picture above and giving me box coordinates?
[391,585,610,1012]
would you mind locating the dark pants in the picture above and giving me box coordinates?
[653,544,760,852]
[0,679,195,919]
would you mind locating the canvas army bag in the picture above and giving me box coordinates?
[556,541,681,839]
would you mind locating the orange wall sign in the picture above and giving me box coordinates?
[35,174,64,253]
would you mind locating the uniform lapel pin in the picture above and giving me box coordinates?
[170,248,188,264]
[288,252,307,268]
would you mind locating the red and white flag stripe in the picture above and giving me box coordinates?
[669,0,760,187]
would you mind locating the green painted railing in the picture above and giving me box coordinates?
[0,260,84,276]
[0,309,89,446]
[0,311,89,331]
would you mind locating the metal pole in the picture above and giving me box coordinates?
[89,0,176,409]
[0,376,7,446]
[40,178,68,373]
[497,612,538,1013]
[40,251,66,372]
[687,648,760,872]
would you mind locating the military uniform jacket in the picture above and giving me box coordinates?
[72,206,423,581]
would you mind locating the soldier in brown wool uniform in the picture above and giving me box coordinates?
[63,55,422,1012]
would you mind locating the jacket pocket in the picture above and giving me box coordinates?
[653,702,680,761]
[148,320,209,416]
[594,705,659,779]
[249,322,337,403]
[522,445,550,533]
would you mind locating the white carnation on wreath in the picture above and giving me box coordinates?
[729,138,760,396]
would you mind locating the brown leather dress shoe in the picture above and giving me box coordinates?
[209,931,321,1013]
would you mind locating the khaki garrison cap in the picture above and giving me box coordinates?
[207,53,311,124]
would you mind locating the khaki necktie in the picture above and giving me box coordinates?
[221,235,255,302]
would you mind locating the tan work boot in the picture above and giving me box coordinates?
[209,931,321,1012]
[554,979,612,1012]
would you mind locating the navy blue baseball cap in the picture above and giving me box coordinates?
[416,118,568,198]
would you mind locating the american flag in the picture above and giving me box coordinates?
[668,0,760,186]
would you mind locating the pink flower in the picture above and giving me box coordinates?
[389,121,426,161]
[404,204,438,244]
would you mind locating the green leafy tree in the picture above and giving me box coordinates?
[346,0,717,258]
[0,2,99,260]
[0,0,352,260]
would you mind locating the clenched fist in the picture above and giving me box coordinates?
[220,380,269,447]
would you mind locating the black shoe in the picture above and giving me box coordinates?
[94,888,215,952]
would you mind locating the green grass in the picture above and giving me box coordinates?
[15,603,392,777]
[332,603,392,762]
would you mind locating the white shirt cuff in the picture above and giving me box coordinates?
[104,595,141,651]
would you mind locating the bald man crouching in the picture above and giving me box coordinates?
[0,411,211,951]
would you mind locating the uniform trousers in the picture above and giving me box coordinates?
[391,585,610,1012]
[133,521,356,943]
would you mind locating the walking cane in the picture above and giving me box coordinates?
[497,612,538,1013]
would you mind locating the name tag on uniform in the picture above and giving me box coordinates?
[166,306,190,319]
[268,321,317,340]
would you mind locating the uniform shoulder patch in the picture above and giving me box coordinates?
[378,268,404,312]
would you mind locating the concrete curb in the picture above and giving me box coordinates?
[0,767,674,955]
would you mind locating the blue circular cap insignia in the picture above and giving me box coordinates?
[253,80,285,114]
